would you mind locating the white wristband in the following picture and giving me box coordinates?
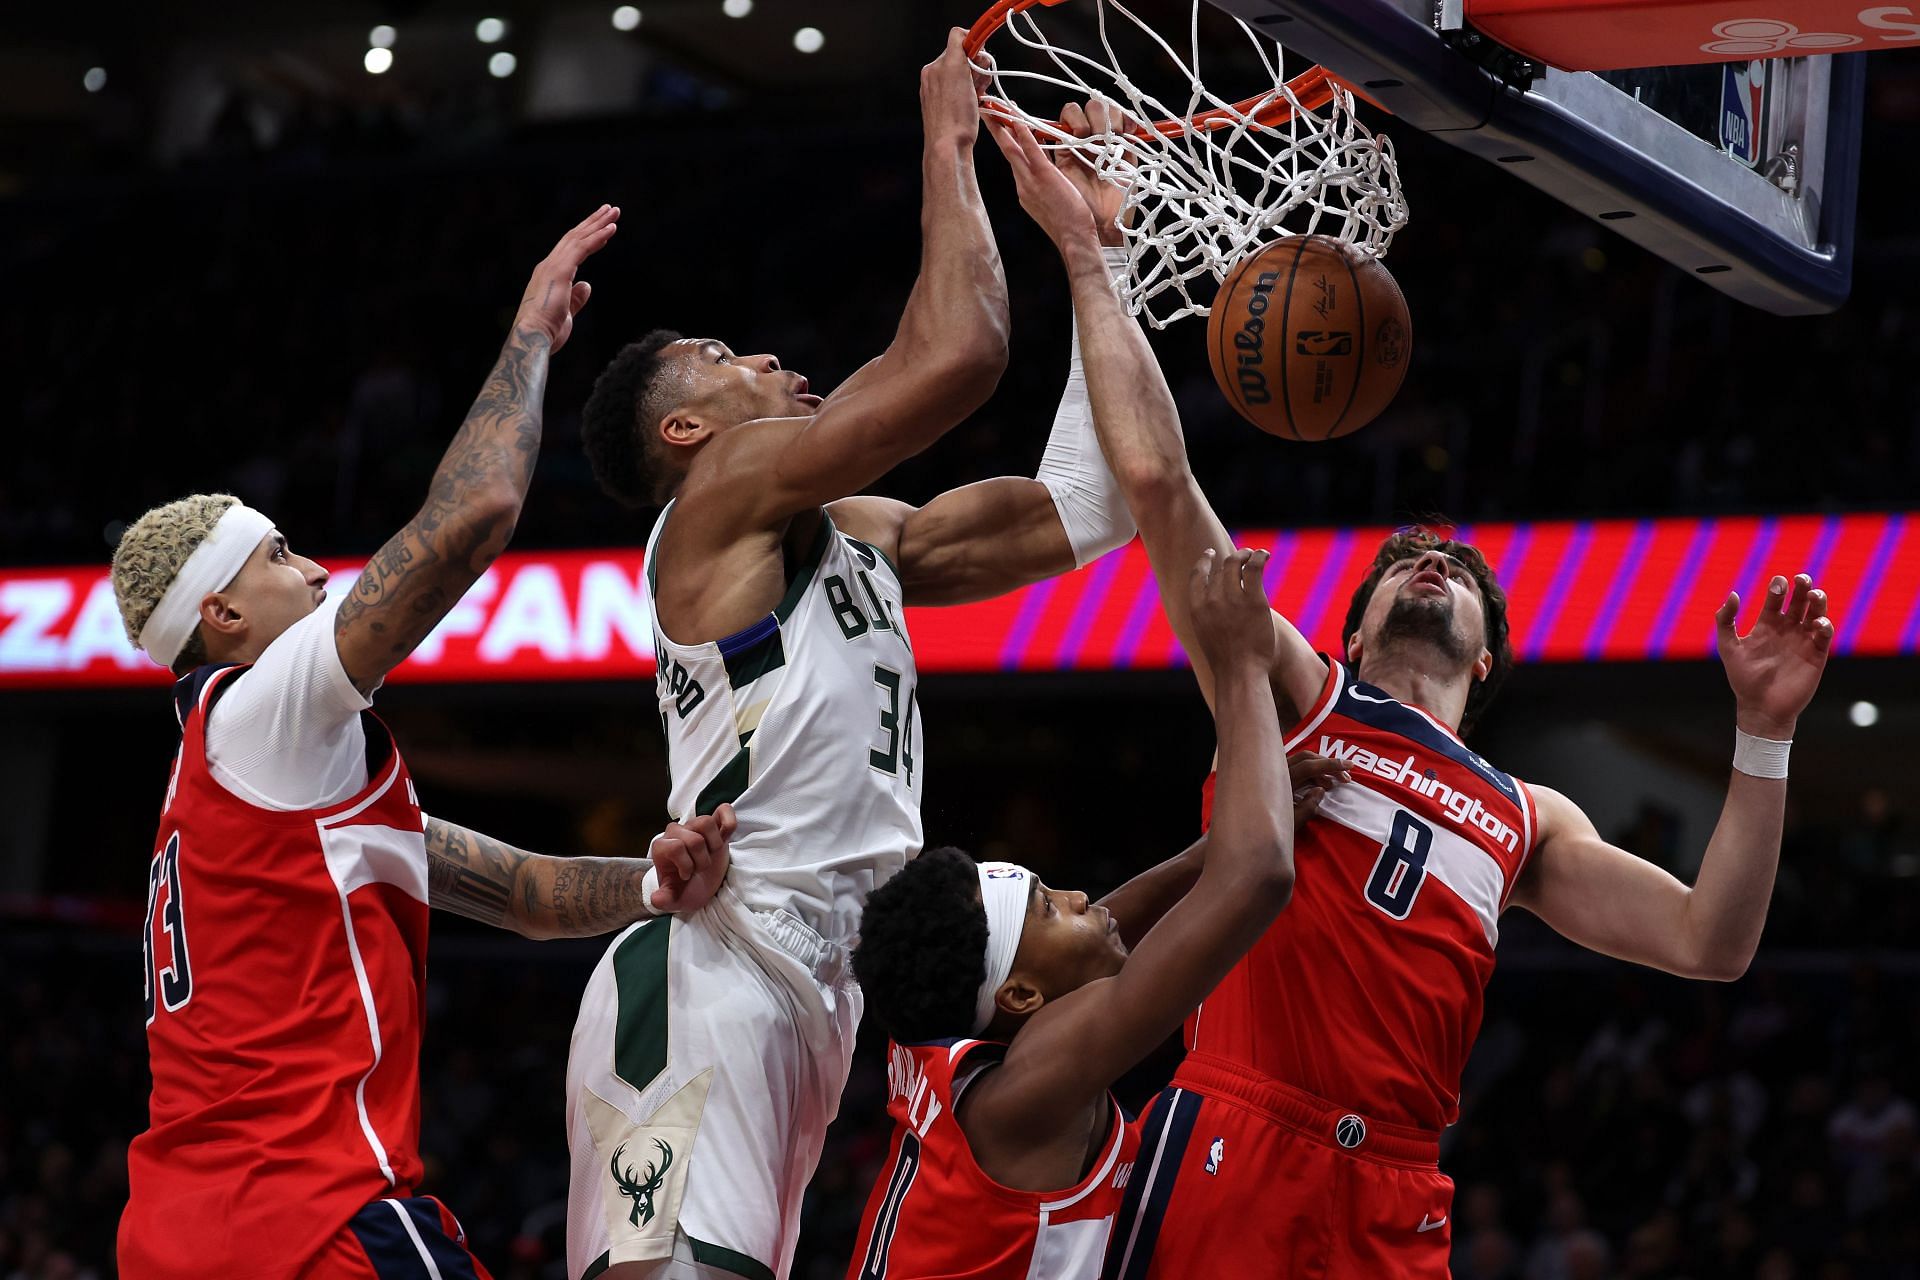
[1732,728,1791,779]
[640,863,665,915]
[1101,244,1130,285]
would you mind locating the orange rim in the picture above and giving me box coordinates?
[963,0,1345,140]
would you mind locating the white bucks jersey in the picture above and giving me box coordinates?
[645,505,923,945]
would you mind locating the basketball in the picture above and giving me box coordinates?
[1205,234,1413,441]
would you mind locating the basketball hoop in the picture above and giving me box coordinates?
[966,0,1410,328]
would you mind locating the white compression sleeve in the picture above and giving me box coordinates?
[1036,245,1137,568]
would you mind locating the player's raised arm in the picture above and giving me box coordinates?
[986,112,1323,717]
[425,804,735,939]
[1511,574,1834,979]
[691,30,1008,534]
[970,548,1295,1125]
[332,204,619,693]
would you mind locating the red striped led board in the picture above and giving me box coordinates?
[2,512,1913,690]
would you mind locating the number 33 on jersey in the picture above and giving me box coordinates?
[643,507,924,945]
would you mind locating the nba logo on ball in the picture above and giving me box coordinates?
[1336,1114,1367,1149]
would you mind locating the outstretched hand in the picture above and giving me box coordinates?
[646,802,736,914]
[1715,573,1834,739]
[1189,548,1276,674]
[515,203,622,353]
[923,28,989,145]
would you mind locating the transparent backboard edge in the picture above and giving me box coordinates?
[1206,0,1862,314]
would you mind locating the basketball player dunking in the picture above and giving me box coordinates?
[561,34,1137,1280]
[113,206,739,1280]
[990,113,1836,1278]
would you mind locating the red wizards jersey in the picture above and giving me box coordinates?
[847,1039,1141,1280]
[118,665,432,1280]
[1190,658,1538,1132]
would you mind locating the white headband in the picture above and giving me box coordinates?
[972,861,1033,1035]
[137,503,276,667]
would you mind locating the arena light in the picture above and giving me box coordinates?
[793,26,824,53]
[83,67,107,93]
[364,47,394,74]
[475,17,507,43]
[611,5,642,30]
[368,24,397,49]
[723,0,753,17]
[8,512,1917,689]
[1851,701,1881,728]
[488,50,517,78]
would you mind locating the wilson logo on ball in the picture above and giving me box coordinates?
[1206,234,1413,441]
[1229,271,1282,406]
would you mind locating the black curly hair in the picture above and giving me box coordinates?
[853,847,990,1044]
[1339,526,1512,736]
[581,329,686,508]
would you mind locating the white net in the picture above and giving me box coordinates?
[973,0,1409,328]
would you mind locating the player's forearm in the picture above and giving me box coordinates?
[1066,250,1231,696]
[424,818,649,940]
[1200,661,1293,900]
[1064,248,1185,492]
[1678,772,1788,979]
[899,134,1009,396]
[426,325,551,545]
[333,329,550,683]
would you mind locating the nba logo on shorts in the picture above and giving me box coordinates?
[1335,1115,1367,1149]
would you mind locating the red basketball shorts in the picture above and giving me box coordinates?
[299,1195,495,1280]
[1103,1054,1455,1280]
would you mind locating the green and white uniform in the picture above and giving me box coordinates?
[566,506,922,1280]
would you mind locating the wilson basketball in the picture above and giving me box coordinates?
[1205,234,1412,441]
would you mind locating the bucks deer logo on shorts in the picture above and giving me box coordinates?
[611,1138,674,1227]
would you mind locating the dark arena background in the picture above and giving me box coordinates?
[5,5,1920,1278]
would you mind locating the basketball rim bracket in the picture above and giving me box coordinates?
[1206,0,1868,314]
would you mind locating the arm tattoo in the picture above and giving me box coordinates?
[424,817,652,938]
[549,861,652,937]
[336,326,553,689]
[424,817,530,930]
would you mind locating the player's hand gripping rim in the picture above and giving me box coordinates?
[647,802,737,915]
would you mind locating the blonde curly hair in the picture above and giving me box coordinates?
[111,493,241,672]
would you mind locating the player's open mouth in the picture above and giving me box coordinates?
[797,393,823,408]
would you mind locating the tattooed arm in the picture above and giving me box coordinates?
[333,205,621,694]
[423,805,735,939]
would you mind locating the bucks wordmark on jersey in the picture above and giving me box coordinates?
[645,505,924,945]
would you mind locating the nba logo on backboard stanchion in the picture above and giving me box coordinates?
[1720,61,1766,167]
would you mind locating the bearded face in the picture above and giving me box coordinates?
[1354,552,1489,676]
[1379,591,1475,664]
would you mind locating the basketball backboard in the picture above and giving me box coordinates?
[1203,0,1865,314]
